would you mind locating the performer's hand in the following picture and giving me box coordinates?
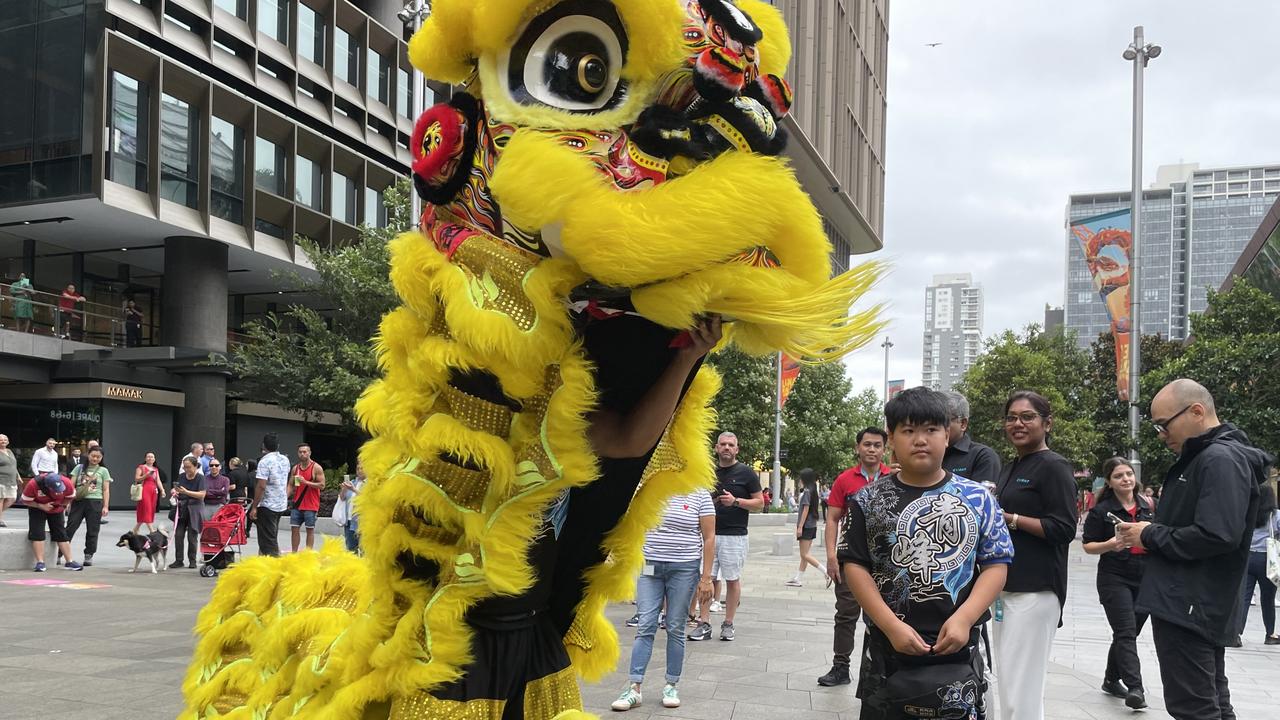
[678,314,722,361]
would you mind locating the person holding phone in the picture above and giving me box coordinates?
[1082,457,1154,709]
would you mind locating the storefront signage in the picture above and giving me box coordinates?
[104,384,145,400]
[49,409,101,423]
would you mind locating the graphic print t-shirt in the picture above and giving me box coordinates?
[838,473,1013,644]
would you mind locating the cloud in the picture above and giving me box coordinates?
[842,0,1280,397]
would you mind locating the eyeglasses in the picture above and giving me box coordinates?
[1003,412,1043,425]
[209,463,221,468]
[1151,404,1192,435]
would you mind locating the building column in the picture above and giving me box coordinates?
[162,236,229,462]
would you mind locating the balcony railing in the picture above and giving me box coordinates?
[1,280,132,347]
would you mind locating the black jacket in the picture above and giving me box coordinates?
[1136,423,1273,646]
[997,449,1079,608]
[1082,493,1155,579]
[942,434,1003,486]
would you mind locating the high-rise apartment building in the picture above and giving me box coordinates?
[768,0,889,271]
[922,273,982,392]
[1065,162,1280,347]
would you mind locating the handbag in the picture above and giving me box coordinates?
[130,482,143,502]
[73,468,92,500]
[1266,510,1280,587]
[883,648,981,719]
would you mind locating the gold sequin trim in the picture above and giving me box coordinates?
[523,665,582,720]
[636,429,684,494]
[210,693,248,714]
[390,692,505,720]
[562,616,593,653]
[443,382,514,438]
[421,456,491,512]
[451,235,540,331]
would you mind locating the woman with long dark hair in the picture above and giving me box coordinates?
[1082,457,1153,709]
[1240,482,1280,644]
[786,468,823,587]
[993,390,1079,720]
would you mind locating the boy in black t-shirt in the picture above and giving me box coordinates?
[838,388,1012,719]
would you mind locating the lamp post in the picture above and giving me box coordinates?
[880,336,893,404]
[1123,26,1160,483]
[398,0,432,227]
[771,351,783,509]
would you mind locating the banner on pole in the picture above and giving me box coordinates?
[779,354,801,407]
[1071,209,1134,399]
[887,379,906,399]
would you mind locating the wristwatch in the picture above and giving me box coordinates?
[732,498,740,508]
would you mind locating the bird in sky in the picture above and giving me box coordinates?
[926,42,943,47]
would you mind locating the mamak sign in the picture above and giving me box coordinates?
[104,385,145,400]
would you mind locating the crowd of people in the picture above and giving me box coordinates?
[0,434,367,572]
[610,380,1276,720]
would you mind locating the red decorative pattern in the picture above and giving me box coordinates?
[411,104,465,186]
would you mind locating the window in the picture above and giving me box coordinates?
[255,217,286,239]
[257,0,289,45]
[295,154,322,210]
[364,185,386,228]
[255,136,286,195]
[107,71,149,192]
[211,116,245,222]
[299,3,325,66]
[214,0,246,20]
[367,49,389,104]
[333,170,356,224]
[397,67,411,118]
[160,94,199,209]
[335,27,360,86]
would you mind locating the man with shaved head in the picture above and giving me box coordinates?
[1115,378,1274,720]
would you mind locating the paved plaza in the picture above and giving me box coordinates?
[0,517,1278,719]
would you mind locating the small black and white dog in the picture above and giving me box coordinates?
[116,529,170,573]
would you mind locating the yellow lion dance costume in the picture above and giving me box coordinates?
[183,2,883,718]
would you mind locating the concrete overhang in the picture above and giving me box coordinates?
[781,114,882,255]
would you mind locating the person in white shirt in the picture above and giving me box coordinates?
[250,433,290,557]
[31,438,59,477]
[179,442,203,478]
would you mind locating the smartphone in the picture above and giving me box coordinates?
[1106,511,1125,525]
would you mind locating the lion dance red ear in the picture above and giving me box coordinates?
[181,2,883,718]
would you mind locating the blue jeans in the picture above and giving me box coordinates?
[344,520,360,554]
[628,559,700,684]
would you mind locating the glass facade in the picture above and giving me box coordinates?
[335,26,360,87]
[295,153,322,210]
[160,93,199,208]
[397,67,410,118]
[257,0,289,45]
[333,170,356,224]
[254,135,286,195]
[1187,194,1273,312]
[211,116,245,223]
[107,71,149,192]
[0,0,92,205]
[364,185,386,228]
[214,0,246,19]
[367,48,389,104]
[1240,223,1280,300]
[298,2,324,67]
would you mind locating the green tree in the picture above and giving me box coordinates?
[706,347,774,464]
[1085,331,1184,483]
[782,360,881,480]
[954,325,1102,472]
[1143,279,1280,467]
[213,182,410,428]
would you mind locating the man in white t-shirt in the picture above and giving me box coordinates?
[249,433,290,557]
[31,438,59,477]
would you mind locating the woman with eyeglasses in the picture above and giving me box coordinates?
[1081,457,1153,709]
[992,390,1079,720]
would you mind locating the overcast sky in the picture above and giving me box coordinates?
[840,0,1280,394]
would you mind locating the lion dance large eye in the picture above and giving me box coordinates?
[502,0,629,112]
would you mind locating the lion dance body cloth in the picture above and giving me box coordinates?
[182,2,885,718]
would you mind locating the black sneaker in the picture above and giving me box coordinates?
[817,665,851,687]
[719,622,735,641]
[1101,679,1127,698]
[82,554,93,567]
[658,613,666,630]
[687,621,712,641]
[1125,687,1147,709]
[1266,634,1280,645]
[169,562,186,569]
[625,613,640,628]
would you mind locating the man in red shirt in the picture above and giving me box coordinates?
[21,473,82,572]
[289,444,326,552]
[57,283,85,339]
[817,426,891,686]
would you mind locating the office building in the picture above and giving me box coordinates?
[768,0,889,270]
[1224,192,1280,301]
[1065,162,1280,347]
[922,272,982,392]
[0,0,419,502]
[1043,304,1064,336]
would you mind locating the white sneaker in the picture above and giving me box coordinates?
[709,600,723,613]
[611,686,641,711]
[784,577,802,587]
[1252,596,1259,606]
[662,683,680,708]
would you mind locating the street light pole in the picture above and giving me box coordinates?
[399,0,432,228]
[880,336,893,404]
[772,351,782,509]
[1124,26,1160,483]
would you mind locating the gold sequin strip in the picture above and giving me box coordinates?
[522,666,583,720]
[451,235,540,331]
[422,456,490,512]
[390,692,506,720]
[636,430,685,494]
[443,382,514,438]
